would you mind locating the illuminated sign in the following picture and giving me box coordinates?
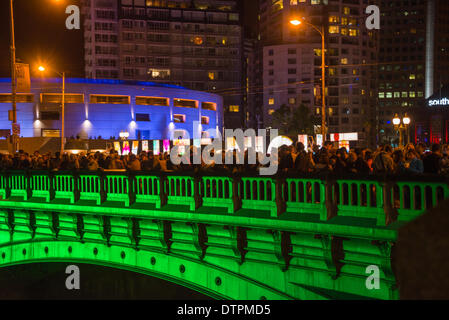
[428,98,449,106]
[122,141,130,155]
[316,134,323,147]
[113,141,121,155]
[298,135,308,150]
[330,132,358,142]
[153,140,160,155]
[173,139,190,156]
[132,141,139,155]
[163,140,170,153]
[142,140,149,152]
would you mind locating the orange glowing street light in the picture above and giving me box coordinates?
[290,19,302,26]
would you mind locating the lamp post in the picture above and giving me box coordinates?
[119,131,129,140]
[393,113,411,147]
[290,18,327,142]
[9,0,18,152]
[38,66,65,155]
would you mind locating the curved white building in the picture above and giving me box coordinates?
[0,78,223,141]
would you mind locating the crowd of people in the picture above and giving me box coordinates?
[0,142,448,176]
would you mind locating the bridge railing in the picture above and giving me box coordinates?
[0,170,448,225]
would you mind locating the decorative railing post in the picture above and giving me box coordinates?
[128,171,136,206]
[99,170,107,204]
[382,179,397,226]
[159,173,167,208]
[232,176,242,213]
[274,177,286,217]
[193,174,202,211]
[324,176,338,221]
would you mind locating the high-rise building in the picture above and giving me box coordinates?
[378,0,449,145]
[81,0,243,129]
[258,0,379,147]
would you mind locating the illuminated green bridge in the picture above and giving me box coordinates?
[0,170,448,299]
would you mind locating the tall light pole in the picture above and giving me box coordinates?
[9,0,18,152]
[39,66,65,155]
[290,18,327,142]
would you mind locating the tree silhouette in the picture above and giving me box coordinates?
[271,104,317,137]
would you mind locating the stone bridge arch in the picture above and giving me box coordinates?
[0,239,295,300]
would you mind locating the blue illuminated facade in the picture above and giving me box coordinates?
[0,78,223,140]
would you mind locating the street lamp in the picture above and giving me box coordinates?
[392,113,411,147]
[38,66,66,155]
[290,17,327,142]
[119,131,129,140]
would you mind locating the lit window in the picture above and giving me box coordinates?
[409,92,416,98]
[208,72,215,80]
[202,102,216,111]
[288,98,296,105]
[343,7,350,15]
[136,97,169,106]
[268,98,274,105]
[174,99,197,108]
[192,36,203,45]
[174,114,186,123]
[229,105,239,112]
[341,58,348,64]
[148,68,170,79]
[268,109,275,115]
[409,74,416,80]
[329,16,339,23]
[379,92,385,99]
[402,92,408,98]
[329,26,339,34]
[349,29,358,37]
[201,116,209,125]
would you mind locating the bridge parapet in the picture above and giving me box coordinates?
[0,170,448,300]
[1,170,447,227]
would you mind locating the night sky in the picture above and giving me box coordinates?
[0,0,258,79]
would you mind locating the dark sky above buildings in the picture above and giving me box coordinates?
[0,0,258,78]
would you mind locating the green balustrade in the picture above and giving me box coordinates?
[133,175,161,208]
[30,172,52,202]
[104,174,130,206]
[8,172,28,200]
[240,177,277,217]
[392,181,449,222]
[78,174,102,205]
[165,175,196,211]
[201,176,237,213]
[53,173,76,203]
[334,180,385,225]
[284,178,326,217]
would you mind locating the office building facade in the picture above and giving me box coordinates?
[81,0,243,129]
[258,0,379,147]
[378,0,449,145]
